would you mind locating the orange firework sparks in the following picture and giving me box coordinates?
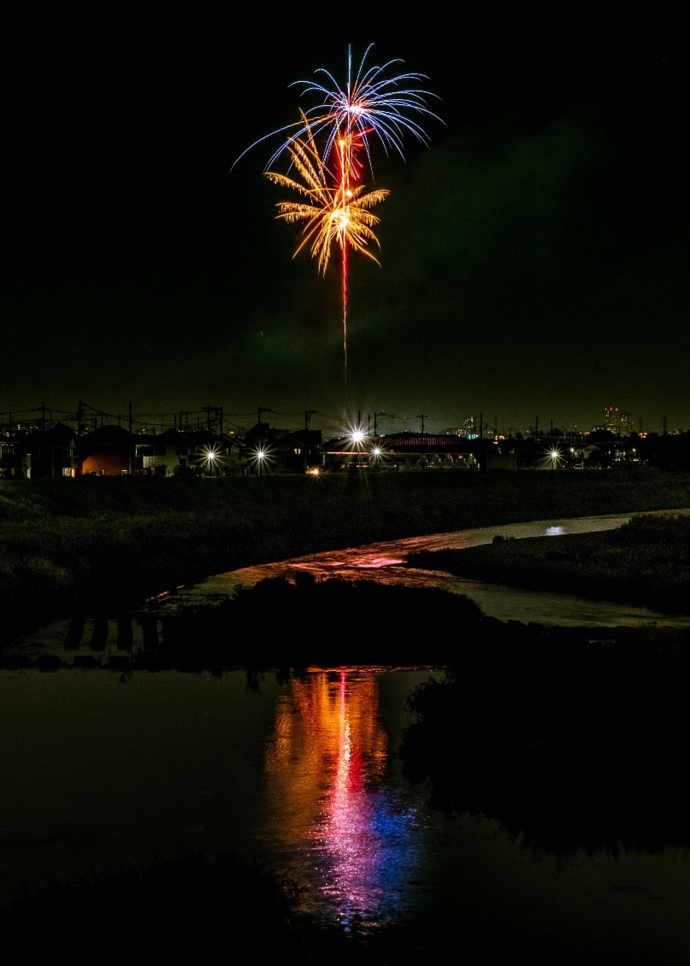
[265,124,388,273]
[265,117,388,379]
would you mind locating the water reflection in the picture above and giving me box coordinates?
[261,671,422,926]
[2,666,690,962]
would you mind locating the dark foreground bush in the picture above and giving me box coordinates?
[152,575,484,671]
[0,849,483,965]
[400,620,690,855]
[0,852,302,963]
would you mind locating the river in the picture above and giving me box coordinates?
[1,666,688,964]
[2,511,690,963]
[147,510,690,628]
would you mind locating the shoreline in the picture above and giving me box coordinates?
[3,470,690,642]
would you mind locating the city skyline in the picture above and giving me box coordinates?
[0,395,676,439]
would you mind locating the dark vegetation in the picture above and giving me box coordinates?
[408,511,690,614]
[0,849,480,965]
[0,576,484,671]
[399,619,690,856]
[3,469,690,643]
[0,852,302,962]
[143,576,484,672]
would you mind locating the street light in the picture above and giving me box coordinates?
[200,443,223,476]
[249,443,271,476]
[548,447,563,469]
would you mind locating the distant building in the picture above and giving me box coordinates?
[24,423,78,478]
[457,415,478,439]
[0,433,18,478]
[601,407,633,437]
[78,425,137,476]
[268,429,323,473]
[604,407,620,435]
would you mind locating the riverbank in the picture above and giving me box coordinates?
[408,511,690,615]
[3,470,690,640]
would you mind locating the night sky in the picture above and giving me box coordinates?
[3,14,688,436]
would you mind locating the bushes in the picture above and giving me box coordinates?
[153,576,485,671]
[3,472,690,639]
[0,852,302,961]
[399,622,690,854]
[410,512,690,614]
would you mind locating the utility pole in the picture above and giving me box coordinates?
[418,414,429,434]
[128,402,133,433]
[257,407,271,435]
[202,405,223,434]
[304,409,316,432]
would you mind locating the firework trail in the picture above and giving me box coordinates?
[265,117,389,376]
[239,45,440,389]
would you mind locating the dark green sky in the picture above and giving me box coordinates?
[3,14,688,435]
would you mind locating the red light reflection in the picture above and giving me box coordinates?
[263,671,420,926]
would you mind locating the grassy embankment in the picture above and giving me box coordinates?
[408,510,690,615]
[2,469,690,639]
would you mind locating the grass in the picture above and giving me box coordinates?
[408,511,690,614]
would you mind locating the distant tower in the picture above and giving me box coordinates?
[620,411,633,436]
[604,407,620,435]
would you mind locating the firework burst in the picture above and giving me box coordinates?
[265,117,389,376]
[265,119,389,273]
[238,45,440,391]
[238,44,441,174]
